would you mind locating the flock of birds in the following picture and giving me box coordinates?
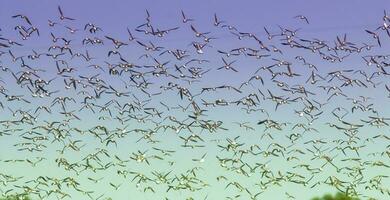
[0,5,390,200]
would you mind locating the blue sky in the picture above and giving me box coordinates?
[1,0,390,200]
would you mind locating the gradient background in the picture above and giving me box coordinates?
[0,0,389,199]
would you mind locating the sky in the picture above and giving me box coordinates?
[0,0,390,200]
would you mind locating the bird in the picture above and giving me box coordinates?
[294,15,309,24]
[181,10,194,23]
[58,6,75,20]
[217,57,238,72]
[213,13,225,26]
[365,29,381,47]
[0,5,389,200]
[12,14,33,25]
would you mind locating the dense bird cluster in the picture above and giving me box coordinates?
[0,6,389,200]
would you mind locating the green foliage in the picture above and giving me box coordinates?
[311,192,360,200]
[0,194,31,200]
